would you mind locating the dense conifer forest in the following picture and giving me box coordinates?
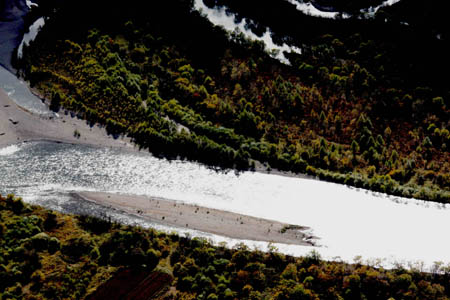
[1,194,449,299]
[20,0,450,203]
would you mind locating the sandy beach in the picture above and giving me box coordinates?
[76,191,316,246]
[0,87,136,149]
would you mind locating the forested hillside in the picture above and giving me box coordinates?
[1,194,449,299]
[19,0,450,202]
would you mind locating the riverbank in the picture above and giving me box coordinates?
[0,83,314,181]
[75,191,316,246]
[2,83,448,205]
[0,87,136,150]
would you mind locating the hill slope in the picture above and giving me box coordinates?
[19,0,450,203]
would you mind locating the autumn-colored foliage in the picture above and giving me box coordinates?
[1,194,449,299]
[20,0,450,203]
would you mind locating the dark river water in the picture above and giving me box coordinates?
[0,0,31,71]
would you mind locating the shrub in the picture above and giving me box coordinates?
[31,233,51,251]
[291,284,313,300]
[77,215,112,234]
[62,236,93,259]
[223,288,236,299]
[129,247,146,266]
[207,293,219,300]
[90,247,100,260]
[30,270,45,291]
[48,237,61,254]
[0,224,5,238]
[146,249,160,271]
[43,211,58,231]
[6,195,25,214]
[281,263,298,280]
[178,276,194,291]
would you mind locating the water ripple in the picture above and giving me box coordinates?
[0,141,449,270]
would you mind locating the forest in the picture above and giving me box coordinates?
[18,0,450,203]
[1,194,449,299]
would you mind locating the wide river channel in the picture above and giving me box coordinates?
[1,0,449,272]
[1,137,449,270]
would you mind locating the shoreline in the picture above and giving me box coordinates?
[3,85,446,205]
[75,191,317,246]
[0,83,316,181]
[0,87,137,150]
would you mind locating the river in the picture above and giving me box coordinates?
[1,0,449,272]
[1,141,449,270]
[193,0,404,63]
[0,65,50,114]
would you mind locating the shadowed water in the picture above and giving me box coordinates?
[0,0,29,71]
[193,0,302,64]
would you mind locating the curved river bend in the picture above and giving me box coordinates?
[1,141,449,270]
